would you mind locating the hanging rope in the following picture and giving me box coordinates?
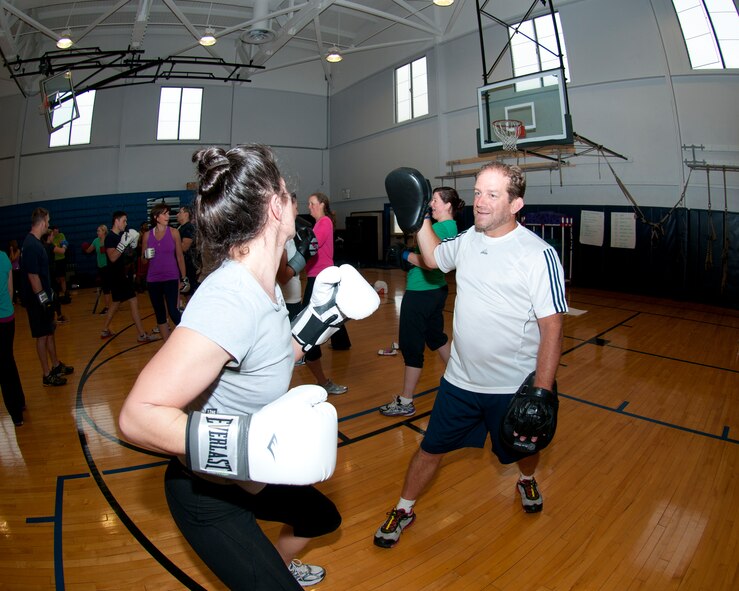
[600,151,693,245]
[705,169,716,270]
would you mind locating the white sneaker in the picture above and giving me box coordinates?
[288,560,325,587]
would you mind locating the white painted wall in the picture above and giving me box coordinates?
[328,0,739,226]
[0,0,736,224]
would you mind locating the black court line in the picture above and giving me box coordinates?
[57,311,738,590]
[560,393,737,444]
[73,322,207,591]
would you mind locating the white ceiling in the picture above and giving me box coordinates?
[0,0,487,96]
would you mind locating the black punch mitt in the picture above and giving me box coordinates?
[501,372,559,455]
[385,167,432,235]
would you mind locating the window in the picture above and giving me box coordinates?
[49,90,96,148]
[395,56,428,123]
[672,0,738,69]
[156,87,203,140]
[509,13,569,90]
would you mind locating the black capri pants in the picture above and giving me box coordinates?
[164,459,341,591]
[398,285,449,368]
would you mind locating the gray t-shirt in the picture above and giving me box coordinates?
[180,259,294,415]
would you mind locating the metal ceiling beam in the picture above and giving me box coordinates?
[250,0,335,67]
[1,0,60,43]
[0,5,18,58]
[336,0,442,37]
[131,0,152,48]
[75,0,131,44]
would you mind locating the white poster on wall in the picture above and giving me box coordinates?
[579,210,604,246]
[610,212,636,249]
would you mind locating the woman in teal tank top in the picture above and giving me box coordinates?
[379,187,465,417]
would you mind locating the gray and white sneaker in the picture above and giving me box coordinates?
[288,560,325,587]
[321,379,348,395]
[517,477,543,513]
[379,397,416,417]
[374,507,416,548]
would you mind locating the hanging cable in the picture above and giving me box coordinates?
[705,169,716,270]
[721,168,730,294]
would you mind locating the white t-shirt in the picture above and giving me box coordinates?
[435,223,568,394]
[179,259,294,415]
[282,239,303,305]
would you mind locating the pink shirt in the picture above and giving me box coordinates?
[305,216,334,278]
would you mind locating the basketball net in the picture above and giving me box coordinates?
[492,120,524,152]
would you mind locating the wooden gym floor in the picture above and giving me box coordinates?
[1,268,738,590]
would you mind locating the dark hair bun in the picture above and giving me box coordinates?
[192,148,231,197]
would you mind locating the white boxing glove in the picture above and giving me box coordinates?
[186,385,337,485]
[116,228,140,253]
[291,264,380,352]
[127,228,140,249]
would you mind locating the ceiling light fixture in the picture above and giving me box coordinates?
[57,29,74,49]
[199,27,217,46]
[325,9,343,63]
[325,46,343,62]
[199,3,217,46]
[433,0,455,6]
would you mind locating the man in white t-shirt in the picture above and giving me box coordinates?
[374,161,567,549]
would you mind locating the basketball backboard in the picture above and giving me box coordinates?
[477,67,572,153]
[40,70,79,133]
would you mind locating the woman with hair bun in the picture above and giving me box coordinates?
[379,186,465,417]
[119,145,341,590]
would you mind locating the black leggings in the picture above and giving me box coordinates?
[147,280,181,326]
[164,460,341,590]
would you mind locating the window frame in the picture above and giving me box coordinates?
[48,89,96,148]
[671,0,739,70]
[156,86,204,141]
[394,55,429,124]
[508,12,570,85]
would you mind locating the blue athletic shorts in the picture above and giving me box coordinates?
[421,377,531,465]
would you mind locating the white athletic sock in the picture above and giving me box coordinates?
[519,473,534,481]
[398,396,413,405]
[396,497,415,513]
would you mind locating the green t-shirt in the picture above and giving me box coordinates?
[53,232,66,261]
[92,237,107,268]
[406,219,458,291]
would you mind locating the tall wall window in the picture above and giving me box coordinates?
[395,56,428,123]
[672,0,738,69]
[509,12,569,90]
[156,87,203,140]
[49,90,96,148]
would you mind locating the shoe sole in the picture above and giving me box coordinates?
[379,409,416,417]
[373,514,416,548]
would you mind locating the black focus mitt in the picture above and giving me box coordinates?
[501,372,558,455]
[385,167,432,235]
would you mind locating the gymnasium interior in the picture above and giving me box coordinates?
[0,1,737,589]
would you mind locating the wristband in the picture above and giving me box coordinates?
[186,411,251,480]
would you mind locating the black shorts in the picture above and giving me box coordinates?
[26,300,56,338]
[110,267,136,303]
[421,377,531,465]
[398,286,449,368]
[54,259,67,279]
[98,265,112,294]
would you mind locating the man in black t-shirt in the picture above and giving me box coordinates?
[100,210,157,343]
[176,205,199,296]
[20,208,74,387]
